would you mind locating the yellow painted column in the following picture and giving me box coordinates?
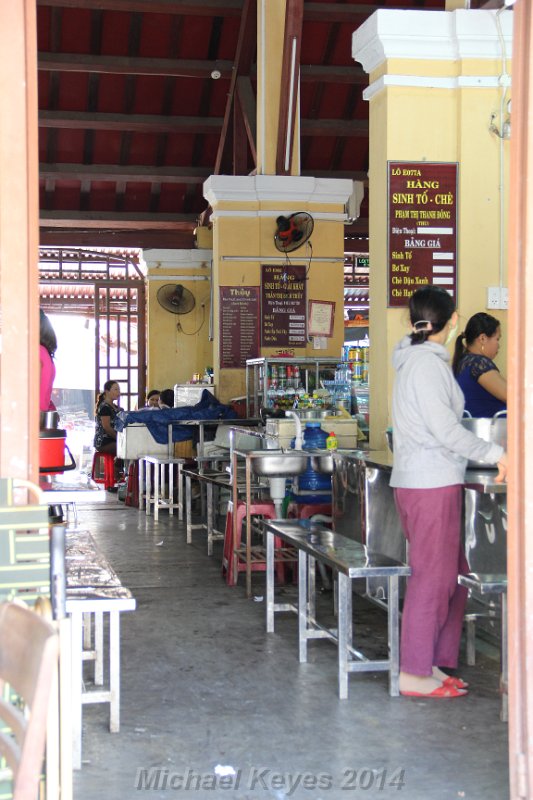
[205,176,352,404]
[353,8,512,446]
[143,249,214,394]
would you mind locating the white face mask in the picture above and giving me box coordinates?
[445,321,458,346]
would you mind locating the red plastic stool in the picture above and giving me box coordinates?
[125,461,139,507]
[91,451,116,490]
[287,501,332,520]
[222,500,285,586]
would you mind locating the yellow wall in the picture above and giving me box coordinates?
[359,11,511,444]
[144,251,214,397]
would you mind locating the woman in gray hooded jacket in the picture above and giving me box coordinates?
[390,286,507,698]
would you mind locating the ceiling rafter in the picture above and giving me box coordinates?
[236,76,257,164]
[40,211,197,229]
[39,163,367,184]
[38,52,235,79]
[39,110,368,136]
[37,1,384,23]
[38,52,366,85]
[37,0,244,15]
[35,0,392,245]
[39,110,222,133]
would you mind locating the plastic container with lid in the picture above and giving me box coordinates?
[298,423,331,491]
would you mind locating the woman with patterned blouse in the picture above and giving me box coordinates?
[94,380,122,455]
[452,312,507,418]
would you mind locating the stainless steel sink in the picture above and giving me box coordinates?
[309,450,334,475]
[248,450,307,477]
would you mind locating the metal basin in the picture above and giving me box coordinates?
[461,416,507,469]
[249,450,307,477]
[310,450,334,475]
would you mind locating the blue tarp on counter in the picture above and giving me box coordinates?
[114,390,236,444]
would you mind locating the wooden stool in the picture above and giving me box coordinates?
[91,451,116,490]
[222,500,284,586]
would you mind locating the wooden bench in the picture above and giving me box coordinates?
[459,572,508,721]
[263,520,410,699]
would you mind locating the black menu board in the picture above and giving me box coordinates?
[261,264,306,348]
[219,286,260,368]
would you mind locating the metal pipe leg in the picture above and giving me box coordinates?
[298,550,308,664]
[388,575,400,697]
[266,529,275,633]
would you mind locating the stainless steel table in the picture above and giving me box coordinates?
[263,520,411,699]
[459,572,508,722]
[65,530,136,769]
[182,467,269,556]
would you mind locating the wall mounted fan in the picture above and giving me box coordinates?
[274,212,314,253]
[157,284,196,315]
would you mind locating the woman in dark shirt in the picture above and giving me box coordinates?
[452,312,507,418]
[94,380,122,455]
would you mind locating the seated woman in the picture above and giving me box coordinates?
[94,380,122,456]
[452,312,507,418]
[146,389,161,408]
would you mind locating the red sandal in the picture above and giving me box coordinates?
[444,676,469,690]
[401,683,468,699]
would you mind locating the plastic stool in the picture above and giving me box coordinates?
[91,451,116,490]
[287,501,332,520]
[222,500,284,586]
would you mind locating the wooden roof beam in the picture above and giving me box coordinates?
[40,211,197,229]
[40,110,368,137]
[39,164,211,183]
[39,110,222,133]
[37,0,243,16]
[38,52,234,79]
[38,1,382,23]
[38,53,366,85]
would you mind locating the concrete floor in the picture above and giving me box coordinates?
[72,497,509,800]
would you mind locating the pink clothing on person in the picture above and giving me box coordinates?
[40,344,56,411]
[394,485,469,676]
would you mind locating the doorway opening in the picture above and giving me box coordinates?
[39,247,146,472]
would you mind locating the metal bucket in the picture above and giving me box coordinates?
[40,410,60,430]
[461,412,507,469]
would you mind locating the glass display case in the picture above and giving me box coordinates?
[245,357,366,418]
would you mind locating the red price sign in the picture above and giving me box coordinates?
[388,162,458,308]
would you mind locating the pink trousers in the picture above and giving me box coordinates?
[394,485,469,676]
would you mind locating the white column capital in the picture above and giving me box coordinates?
[203,174,354,207]
[353,9,513,75]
